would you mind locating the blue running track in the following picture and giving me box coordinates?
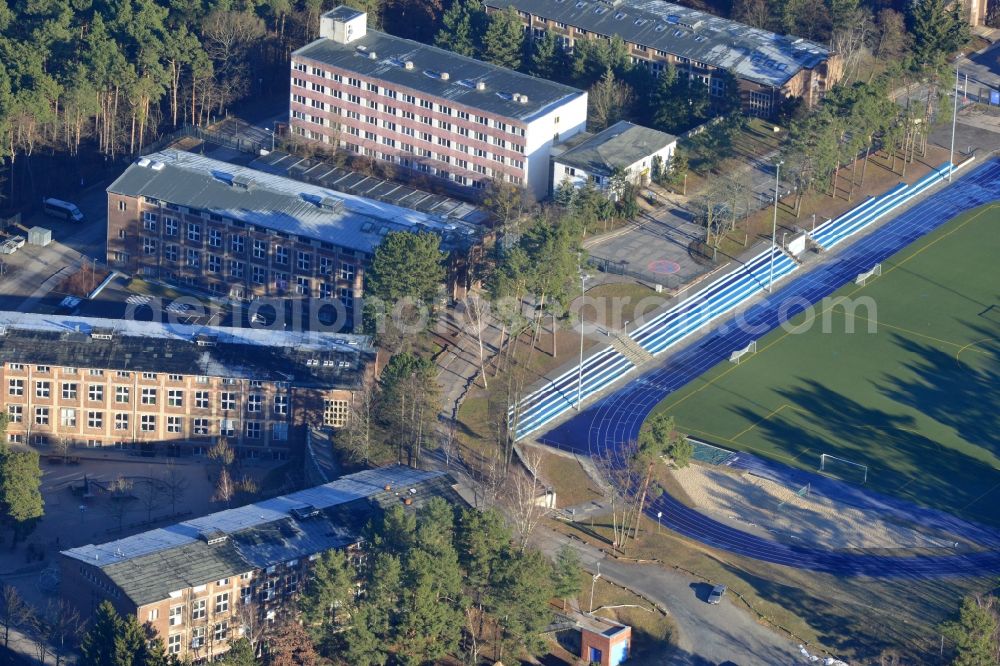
[539,158,1000,577]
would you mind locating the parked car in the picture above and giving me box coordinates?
[9,235,25,248]
[707,584,727,604]
[0,239,18,255]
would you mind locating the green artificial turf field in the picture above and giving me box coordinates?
[655,203,1000,525]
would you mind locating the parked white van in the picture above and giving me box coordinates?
[42,197,84,222]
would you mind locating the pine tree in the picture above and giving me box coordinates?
[435,0,484,57]
[529,30,561,81]
[553,544,582,610]
[941,596,999,666]
[489,548,554,657]
[367,231,446,307]
[300,549,355,638]
[907,0,970,66]
[0,445,44,532]
[482,6,524,70]
[219,638,256,666]
[79,602,149,666]
[343,554,401,665]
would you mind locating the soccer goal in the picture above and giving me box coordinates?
[855,263,882,286]
[729,340,757,364]
[819,453,869,484]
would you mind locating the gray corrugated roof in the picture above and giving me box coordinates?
[553,121,675,176]
[63,467,461,607]
[486,0,832,88]
[107,150,465,255]
[293,25,585,122]
[0,311,373,385]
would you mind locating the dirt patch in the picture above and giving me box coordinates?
[56,266,111,297]
[670,464,963,550]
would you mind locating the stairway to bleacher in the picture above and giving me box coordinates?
[610,330,654,366]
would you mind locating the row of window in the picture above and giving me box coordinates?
[7,382,289,413]
[294,133,522,187]
[11,407,288,439]
[136,217,358,275]
[291,93,527,153]
[141,241,357,283]
[5,365,169,379]
[10,399,348,429]
[144,251,357,301]
[291,64,527,137]
[295,111,525,167]
[126,203,342,255]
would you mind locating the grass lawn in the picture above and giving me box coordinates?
[582,282,660,329]
[652,203,1000,526]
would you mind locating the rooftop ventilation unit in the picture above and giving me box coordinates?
[440,72,450,81]
[137,157,152,167]
[368,51,378,60]
[232,173,255,190]
[194,333,218,347]
[519,94,529,104]
[319,196,342,212]
[91,327,114,341]
[199,529,228,545]
[512,93,522,102]
[290,505,321,520]
[404,60,414,70]
[476,80,486,91]
[356,45,367,53]
[150,161,165,171]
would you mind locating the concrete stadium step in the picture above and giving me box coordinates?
[611,331,654,365]
[779,245,803,264]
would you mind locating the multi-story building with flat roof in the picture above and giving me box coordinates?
[290,6,588,200]
[486,0,842,116]
[60,466,461,662]
[0,312,376,456]
[106,149,480,327]
[551,120,676,194]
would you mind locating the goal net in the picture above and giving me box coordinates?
[819,454,869,484]
[729,340,757,364]
[855,263,882,286]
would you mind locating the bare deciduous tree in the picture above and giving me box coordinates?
[0,585,31,648]
[138,477,162,522]
[44,599,81,666]
[234,596,268,656]
[162,464,189,516]
[50,436,70,459]
[463,294,492,389]
[345,383,376,464]
[207,438,235,469]
[588,69,634,132]
[27,611,48,665]
[213,467,236,506]
[105,476,135,533]
[504,447,555,551]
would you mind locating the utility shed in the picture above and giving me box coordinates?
[28,227,51,246]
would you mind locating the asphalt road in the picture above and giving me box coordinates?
[532,529,805,666]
